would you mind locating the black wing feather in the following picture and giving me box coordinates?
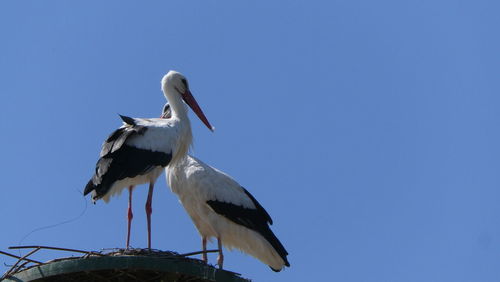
[206,187,290,268]
[100,115,146,157]
[84,116,172,199]
[242,187,273,225]
[119,114,136,126]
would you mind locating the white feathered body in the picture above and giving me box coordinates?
[167,155,289,271]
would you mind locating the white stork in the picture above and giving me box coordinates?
[162,104,290,271]
[84,71,213,249]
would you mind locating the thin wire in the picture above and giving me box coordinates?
[17,189,88,256]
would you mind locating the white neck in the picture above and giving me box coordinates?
[162,84,193,166]
[163,85,188,120]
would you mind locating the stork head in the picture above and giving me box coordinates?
[161,71,188,94]
[161,103,172,119]
[161,71,214,132]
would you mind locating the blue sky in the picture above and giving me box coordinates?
[1,1,499,281]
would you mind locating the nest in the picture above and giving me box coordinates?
[1,246,248,282]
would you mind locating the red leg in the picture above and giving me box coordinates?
[217,237,224,269]
[202,237,208,263]
[145,182,155,249]
[126,186,134,249]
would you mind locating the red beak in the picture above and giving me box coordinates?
[183,90,214,132]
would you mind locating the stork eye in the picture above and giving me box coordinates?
[181,78,188,88]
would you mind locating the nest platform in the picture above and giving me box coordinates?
[0,246,250,282]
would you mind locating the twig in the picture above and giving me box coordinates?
[179,249,219,257]
[11,260,30,275]
[3,247,41,278]
[0,250,43,264]
[9,245,104,257]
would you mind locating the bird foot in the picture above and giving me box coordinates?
[217,255,224,269]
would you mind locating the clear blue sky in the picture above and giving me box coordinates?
[1,1,499,281]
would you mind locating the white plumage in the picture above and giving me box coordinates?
[95,117,187,203]
[167,155,290,271]
[162,103,289,271]
[84,71,213,249]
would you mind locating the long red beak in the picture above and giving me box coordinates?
[183,90,214,132]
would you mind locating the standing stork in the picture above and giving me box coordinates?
[162,104,290,271]
[84,71,213,249]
